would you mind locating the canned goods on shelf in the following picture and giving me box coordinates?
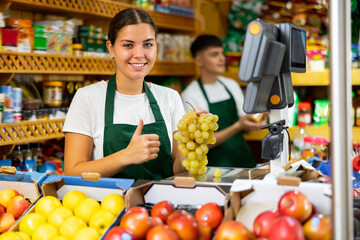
[43,81,63,108]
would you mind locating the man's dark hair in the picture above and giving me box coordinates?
[190,34,223,58]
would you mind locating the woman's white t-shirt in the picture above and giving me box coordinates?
[63,81,185,160]
[180,76,246,117]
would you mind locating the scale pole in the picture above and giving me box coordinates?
[329,0,353,239]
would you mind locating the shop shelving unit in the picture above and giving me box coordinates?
[0,0,197,146]
[2,0,195,32]
[0,52,196,76]
[0,119,64,146]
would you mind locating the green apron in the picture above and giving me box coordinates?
[103,74,173,180]
[198,79,256,168]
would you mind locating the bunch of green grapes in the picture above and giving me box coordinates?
[174,109,219,175]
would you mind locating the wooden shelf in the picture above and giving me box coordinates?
[0,52,196,76]
[244,125,360,142]
[0,119,64,146]
[4,0,195,32]
[223,68,360,86]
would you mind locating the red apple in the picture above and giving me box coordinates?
[104,226,139,240]
[303,214,332,240]
[150,216,164,227]
[0,189,19,208]
[195,202,223,229]
[253,210,279,238]
[278,190,312,223]
[268,216,305,240]
[0,204,5,215]
[146,225,180,240]
[214,220,254,240]
[199,223,212,240]
[120,210,152,239]
[167,210,199,240]
[151,201,174,223]
[0,213,16,233]
[6,195,31,219]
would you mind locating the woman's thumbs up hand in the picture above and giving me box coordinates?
[125,119,161,164]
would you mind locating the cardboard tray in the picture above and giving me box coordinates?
[10,174,134,239]
[0,171,47,232]
[125,177,230,216]
[226,177,332,231]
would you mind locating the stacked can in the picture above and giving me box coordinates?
[0,86,23,123]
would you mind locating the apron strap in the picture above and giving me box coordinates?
[144,82,164,122]
[198,78,239,116]
[198,78,211,104]
[105,74,116,126]
[105,74,164,125]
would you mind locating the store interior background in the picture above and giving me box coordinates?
[0,0,360,169]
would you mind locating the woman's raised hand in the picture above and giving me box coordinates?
[124,119,161,165]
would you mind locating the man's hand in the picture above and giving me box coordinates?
[237,114,267,132]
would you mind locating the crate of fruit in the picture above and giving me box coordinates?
[225,177,332,239]
[0,168,47,235]
[4,173,134,240]
[102,176,230,239]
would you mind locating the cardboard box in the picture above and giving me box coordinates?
[6,19,32,28]
[2,28,18,52]
[59,33,72,55]
[15,27,33,53]
[0,171,47,202]
[226,178,332,231]
[125,177,230,215]
[0,171,47,230]
[9,174,135,239]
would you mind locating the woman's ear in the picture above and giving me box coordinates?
[106,41,115,58]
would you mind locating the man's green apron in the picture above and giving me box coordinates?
[103,74,173,180]
[198,79,256,168]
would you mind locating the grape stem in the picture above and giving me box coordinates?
[186,101,195,111]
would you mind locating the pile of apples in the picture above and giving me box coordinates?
[105,201,228,240]
[0,190,125,240]
[104,201,254,240]
[253,190,332,240]
[0,189,31,233]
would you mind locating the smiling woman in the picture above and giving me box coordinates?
[62,8,189,180]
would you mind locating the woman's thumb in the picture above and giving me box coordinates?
[133,119,144,137]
